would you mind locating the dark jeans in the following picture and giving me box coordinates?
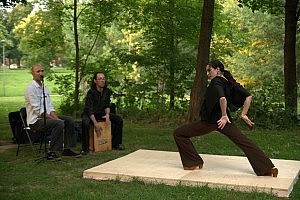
[81,113,123,151]
[173,120,275,176]
[30,115,77,152]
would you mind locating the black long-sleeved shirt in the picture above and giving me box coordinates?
[83,88,111,120]
[200,76,250,124]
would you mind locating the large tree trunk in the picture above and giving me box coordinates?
[187,0,215,122]
[284,0,299,116]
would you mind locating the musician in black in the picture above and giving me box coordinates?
[81,71,124,155]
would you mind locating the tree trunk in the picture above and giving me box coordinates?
[168,0,175,110]
[73,0,80,118]
[187,0,215,122]
[284,0,299,116]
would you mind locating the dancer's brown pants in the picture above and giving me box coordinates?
[173,121,275,176]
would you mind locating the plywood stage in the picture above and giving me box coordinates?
[83,149,300,197]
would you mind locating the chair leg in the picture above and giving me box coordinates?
[16,143,20,156]
[25,131,37,158]
[39,140,43,153]
[16,135,36,157]
[18,108,39,159]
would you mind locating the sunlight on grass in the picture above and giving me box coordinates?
[0,68,70,97]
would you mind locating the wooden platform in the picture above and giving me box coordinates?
[83,149,300,197]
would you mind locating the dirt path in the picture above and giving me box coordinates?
[0,141,17,153]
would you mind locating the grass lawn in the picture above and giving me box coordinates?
[0,68,299,199]
[1,97,300,199]
[1,121,299,200]
[0,68,65,97]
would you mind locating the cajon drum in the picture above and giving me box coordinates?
[89,122,111,152]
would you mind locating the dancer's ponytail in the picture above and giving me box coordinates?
[223,70,236,84]
[207,60,237,84]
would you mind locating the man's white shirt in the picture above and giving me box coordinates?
[25,80,55,125]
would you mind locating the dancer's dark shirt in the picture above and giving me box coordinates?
[200,77,227,124]
[200,76,250,124]
[83,87,111,121]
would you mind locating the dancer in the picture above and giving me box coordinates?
[173,60,278,177]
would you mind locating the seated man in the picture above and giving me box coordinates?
[25,64,80,160]
[81,71,124,155]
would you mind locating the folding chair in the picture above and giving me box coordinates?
[17,107,39,157]
[8,110,23,144]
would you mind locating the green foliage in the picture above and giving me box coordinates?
[210,1,296,129]
[213,0,284,79]
[12,5,65,68]
[5,3,33,64]
[118,105,188,127]
[46,67,84,117]
[237,0,284,15]
[0,0,27,7]
[1,0,299,128]
[106,0,200,109]
[247,76,297,129]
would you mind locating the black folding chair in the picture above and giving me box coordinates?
[17,107,40,157]
[8,110,23,144]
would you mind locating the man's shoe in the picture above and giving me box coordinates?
[62,149,81,158]
[80,150,89,155]
[113,144,125,150]
[47,151,61,161]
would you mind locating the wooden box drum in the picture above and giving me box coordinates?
[89,122,111,152]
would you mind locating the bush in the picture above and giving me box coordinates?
[245,76,297,129]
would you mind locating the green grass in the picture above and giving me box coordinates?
[0,68,299,199]
[0,68,68,97]
[1,96,300,199]
[1,121,299,200]
[0,68,33,97]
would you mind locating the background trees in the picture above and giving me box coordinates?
[236,0,299,125]
[0,0,299,128]
[13,4,65,68]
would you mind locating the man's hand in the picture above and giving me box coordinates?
[94,123,102,137]
[102,114,111,124]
